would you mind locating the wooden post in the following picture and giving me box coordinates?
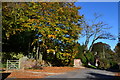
[6,60,8,70]
[18,59,20,69]
[118,63,120,70]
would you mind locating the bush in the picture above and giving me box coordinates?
[79,54,87,66]
[0,63,6,68]
[1,52,24,63]
[98,58,120,70]
[69,59,74,67]
[109,61,119,70]
[85,52,94,63]
[77,52,95,66]
[99,58,111,69]
[10,52,24,59]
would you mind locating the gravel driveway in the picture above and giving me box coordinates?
[45,68,120,79]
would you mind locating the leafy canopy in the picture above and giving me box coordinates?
[2,2,83,66]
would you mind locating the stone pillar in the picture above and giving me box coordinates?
[74,59,82,68]
[39,52,43,61]
[19,56,28,69]
[95,59,99,67]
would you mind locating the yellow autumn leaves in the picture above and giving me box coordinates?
[48,35,56,38]
[47,49,55,53]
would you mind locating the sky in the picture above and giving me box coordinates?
[74,2,118,50]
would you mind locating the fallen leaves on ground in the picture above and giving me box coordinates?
[25,67,80,73]
[3,67,80,79]
[116,72,120,76]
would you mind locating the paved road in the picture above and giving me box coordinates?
[45,68,120,79]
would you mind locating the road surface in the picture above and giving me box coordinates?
[45,68,120,79]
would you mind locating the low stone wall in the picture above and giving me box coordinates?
[19,57,52,69]
[20,59,36,69]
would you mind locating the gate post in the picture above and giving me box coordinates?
[6,59,8,70]
[19,59,20,69]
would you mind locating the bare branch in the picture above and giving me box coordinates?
[81,13,115,51]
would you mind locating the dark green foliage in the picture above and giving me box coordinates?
[79,54,87,65]
[85,52,94,63]
[75,44,86,59]
[99,58,111,69]
[109,60,119,70]
[92,42,118,70]
[1,52,24,63]
[98,59,119,70]
[74,44,95,66]
[2,31,35,54]
[69,59,74,67]
[114,43,120,63]
[0,63,6,68]
[74,44,86,65]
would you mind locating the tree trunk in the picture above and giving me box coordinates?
[38,46,43,61]
[89,38,97,52]
[85,38,89,51]
[36,46,39,60]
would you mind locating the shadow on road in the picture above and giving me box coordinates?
[0,73,11,80]
[106,69,120,73]
[0,69,6,72]
[87,72,120,79]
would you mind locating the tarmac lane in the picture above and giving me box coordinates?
[45,68,120,79]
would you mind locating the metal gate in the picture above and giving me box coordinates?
[6,60,20,70]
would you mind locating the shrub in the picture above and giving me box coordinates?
[0,63,6,68]
[10,52,24,59]
[109,61,119,70]
[1,52,24,63]
[79,54,87,66]
[99,58,111,69]
[85,52,94,63]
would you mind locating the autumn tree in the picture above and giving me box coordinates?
[80,14,115,51]
[92,42,114,59]
[2,2,83,66]
[2,2,35,54]
[92,42,117,69]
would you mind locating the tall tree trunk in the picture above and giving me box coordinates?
[89,39,95,52]
[85,36,89,51]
